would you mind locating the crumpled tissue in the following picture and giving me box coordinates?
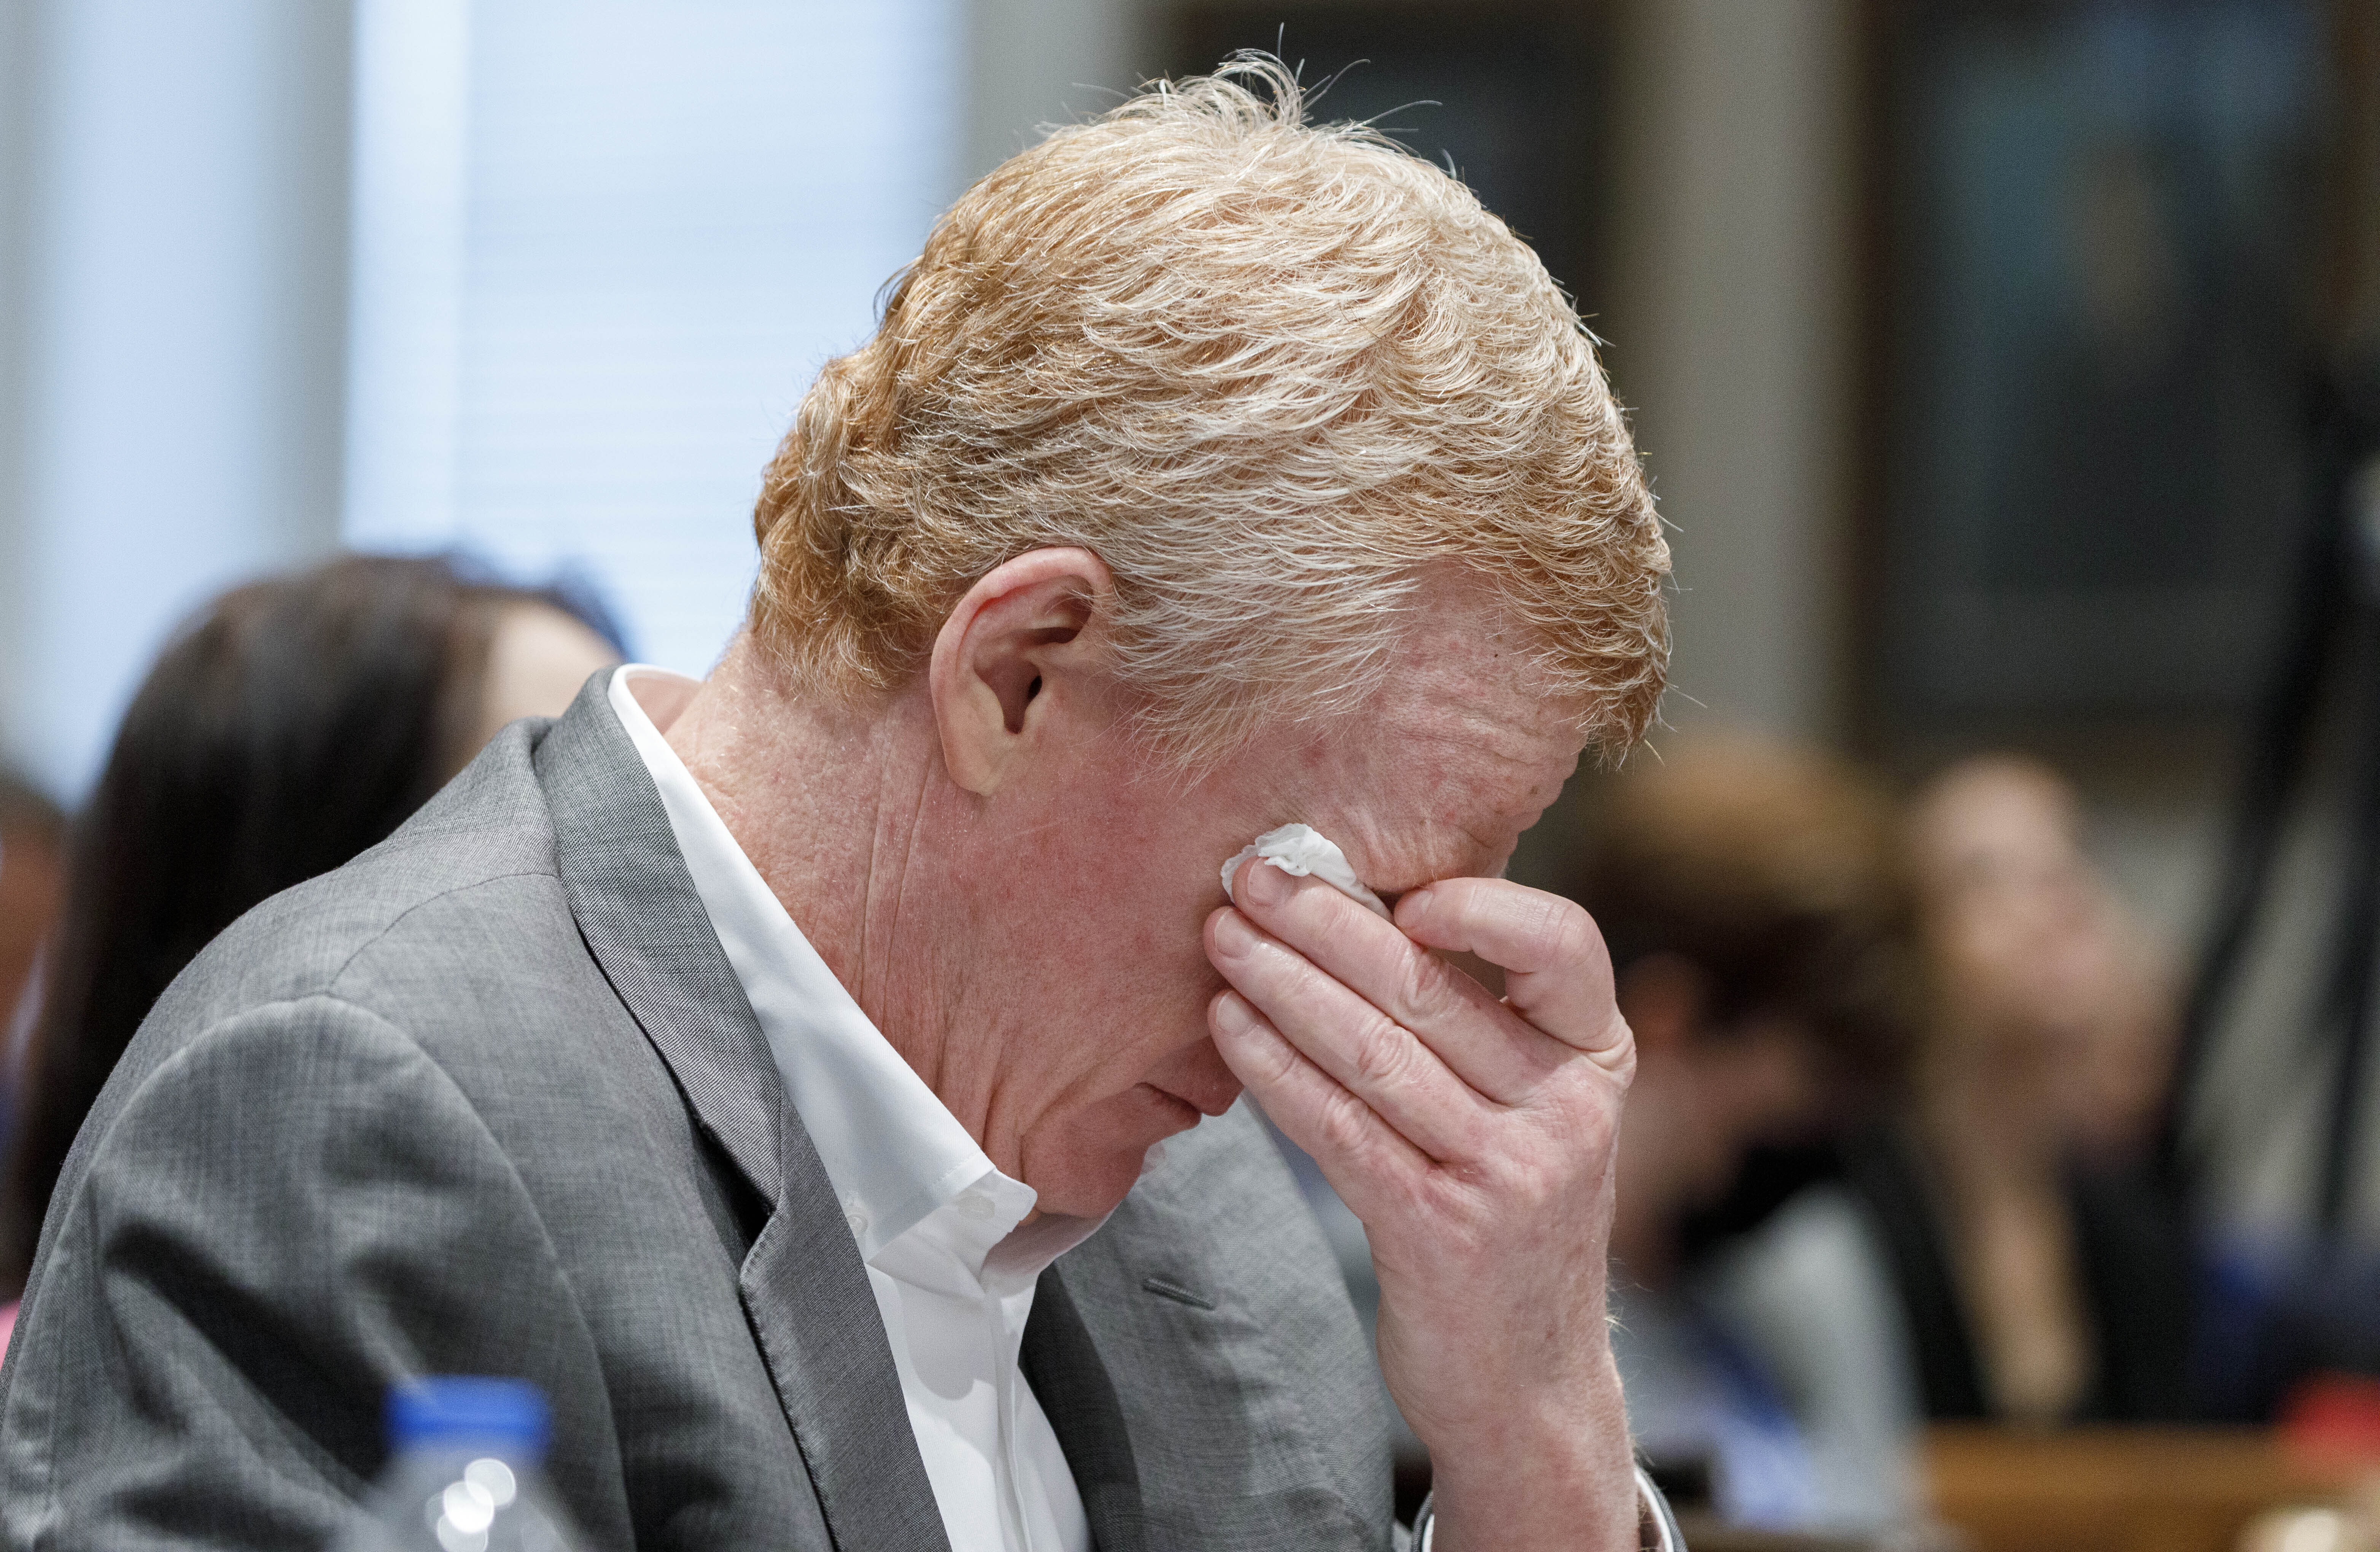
[1219,824,1390,918]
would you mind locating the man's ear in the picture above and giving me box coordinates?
[1616,953,1708,1064]
[928,547,1115,795]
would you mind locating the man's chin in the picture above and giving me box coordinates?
[1022,1084,1215,1218]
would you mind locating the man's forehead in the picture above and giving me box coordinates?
[1203,580,1588,890]
[1291,660,1585,895]
[1366,612,1588,779]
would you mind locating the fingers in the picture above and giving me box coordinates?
[1395,877,1632,1068]
[1228,859,1567,1100]
[1206,988,1426,1222]
[1207,902,1492,1160]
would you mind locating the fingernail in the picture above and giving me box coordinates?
[1211,993,1254,1034]
[1212,909,1257,958]
[1243,859,1289,905]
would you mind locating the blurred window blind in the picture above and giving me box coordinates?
[343,0,957,673]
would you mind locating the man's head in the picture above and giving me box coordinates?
[1908,755,2174,1156]
[708,61,1667,1216]
[748,57,1666,766]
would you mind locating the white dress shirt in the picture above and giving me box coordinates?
[608,665,1094,1552]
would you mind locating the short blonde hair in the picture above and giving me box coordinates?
[749,56,1669,764]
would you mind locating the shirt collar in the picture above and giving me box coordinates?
[606,664,1009,1261]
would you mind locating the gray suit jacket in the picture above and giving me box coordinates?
[0,675,1399,1551]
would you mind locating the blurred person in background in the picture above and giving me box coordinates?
[1857,755,2188,1423]
[1718,753,2190,1470]
[1575,729,1923,1533]
[1,553,622,1314]
[0,777,67,1137]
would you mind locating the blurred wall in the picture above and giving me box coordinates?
[0,1,960,800]
[1595,0,2226,963]
[0,0,351,801]
[1603,0,1860,744]
[0,1,33,787]
[965,0,1149,183]
[341,0,959,679]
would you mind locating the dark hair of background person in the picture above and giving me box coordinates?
[1568,731,1922,1087]
[0,771,69,1051]
[0,775,64,848]
[2,553,627,1291]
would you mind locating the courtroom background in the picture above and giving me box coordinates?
[4,3,2379,1549]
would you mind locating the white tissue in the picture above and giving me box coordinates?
[1219,824,1390,918]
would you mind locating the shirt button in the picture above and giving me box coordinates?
[956,1191,994,1220]
[843,1196,868,1235]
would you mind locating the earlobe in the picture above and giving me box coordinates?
[928,548,1114,797]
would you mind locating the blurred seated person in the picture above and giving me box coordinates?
[1,554,620,1302]
[1576,729,1922,1531]
[0,775,67,1108]
[1845,755,2187,1424]
[1718,754,2189,1453]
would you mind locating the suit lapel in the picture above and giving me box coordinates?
[1023,1270,1147,1552]
[536,674,784,1202]
[740,1093,953,1551]
[535,673,950,1552]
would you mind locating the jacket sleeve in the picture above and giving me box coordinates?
[0,995,630,1552]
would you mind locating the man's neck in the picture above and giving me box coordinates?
[661,634,940,1070]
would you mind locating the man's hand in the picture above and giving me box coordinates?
[1205,859,1638,1552]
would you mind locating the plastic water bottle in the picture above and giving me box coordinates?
[332,1377,585,1552]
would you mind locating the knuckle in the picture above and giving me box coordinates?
[1445,1111,1498,1165]
[1348,1011,1414,1090]
[1246,941,1327,1011]
[1541,898,1599,966]
[1551,1083,1623,1160]
[1303,888,1363,954]
[1316,1085,1373,1153]
[1249,1030,1300,1086]
[1391,948,1459,1026]
[1479,1148,1539,1200]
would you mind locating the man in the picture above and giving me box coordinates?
[0,62,1673,1551]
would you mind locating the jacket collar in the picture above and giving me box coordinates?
[533,671,950,1552]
